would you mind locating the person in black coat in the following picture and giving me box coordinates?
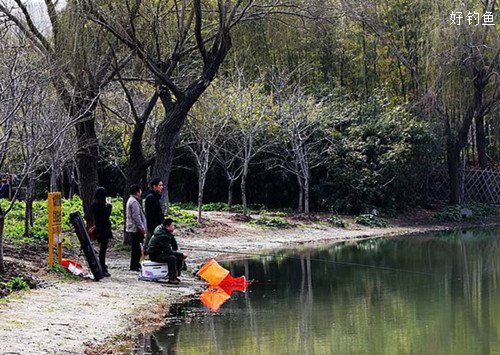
[90,187,112,277]
[144,178,164,251]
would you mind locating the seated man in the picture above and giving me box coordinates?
[146,218,187,284]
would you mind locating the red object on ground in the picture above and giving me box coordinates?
[60,258,84,275]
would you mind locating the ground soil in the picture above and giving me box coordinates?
[0,211,499,354]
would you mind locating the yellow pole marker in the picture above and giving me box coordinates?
[48,192,62,267]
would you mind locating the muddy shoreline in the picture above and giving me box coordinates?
[0,212,499,354]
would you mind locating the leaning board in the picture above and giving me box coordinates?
[69,211,103,281]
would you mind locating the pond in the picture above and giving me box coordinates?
[141,228,500,354]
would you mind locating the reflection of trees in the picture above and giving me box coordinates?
[151,228,500,353]
[297,253,315,354]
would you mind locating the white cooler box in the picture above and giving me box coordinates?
[139,261,169,281]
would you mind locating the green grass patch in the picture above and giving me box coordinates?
[1,196,125,245]
[355,214,387,227]
[167,205,197,226]
[2,276,30,292]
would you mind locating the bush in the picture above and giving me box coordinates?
[326,215,347,228]
[434,202,497,222]
[253,216,294,228]
[316,92,435,214]
[355,214,387,227]
[3,276,30,292]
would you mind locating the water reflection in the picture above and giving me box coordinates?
[145,228,500,354]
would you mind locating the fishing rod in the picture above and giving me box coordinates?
[183,246,434,276]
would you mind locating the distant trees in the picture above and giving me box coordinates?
[423,0,499,204]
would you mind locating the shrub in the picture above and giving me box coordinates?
[326,215,347,228]
[3,276,30,292]
[355,214,387,227]
[316,92,435,214]
[253,216,294,228]
[434,202,497,222]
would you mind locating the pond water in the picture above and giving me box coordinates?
[142,228,500,354]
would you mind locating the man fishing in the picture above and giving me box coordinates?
[146,218,187,284]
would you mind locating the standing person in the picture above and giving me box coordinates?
[126,184,147,271]
[0,179,9,199]
[147,218,187,284]
[90,187,112,277]
[144,178,164,251]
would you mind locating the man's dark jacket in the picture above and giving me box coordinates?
[144,191,163,234]
[146,224,182,258]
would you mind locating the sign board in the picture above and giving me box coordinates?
[48,192,62,267]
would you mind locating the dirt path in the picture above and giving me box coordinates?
[0,213,499,354]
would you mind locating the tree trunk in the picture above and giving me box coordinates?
[24,175,34,237]
[197,170,207,224]
[475,115,488,169]
[50,168,58,192]
[0,213,4,274]
[68,164,76,199]
[197,182,204,224]
[297,174,304,213]
[241,172,248,216]
[75,112,99,224]
[228,179,235,207]
[447,142,461,205]
[152,103,191,209]
[304,178,310,214]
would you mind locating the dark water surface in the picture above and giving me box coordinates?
[143,228,500,354]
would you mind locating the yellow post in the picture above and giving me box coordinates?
[48,192,62,267]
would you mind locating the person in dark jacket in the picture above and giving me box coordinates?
[147,218,187,284]
[144,178,164,251]
[90,187,112,277]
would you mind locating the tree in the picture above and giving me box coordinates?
[226,74,274,216]
[0,35,80,273]
[271,76,329,214]
[423,0,499,204]
[0,0,132,221]
[183,85,229,223]
[85,0,273,210]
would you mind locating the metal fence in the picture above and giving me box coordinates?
[427,168,500,206]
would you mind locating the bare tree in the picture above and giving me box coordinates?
[214,136,244,207]
[271,72,330,214]
[182,86,229,223]
[0,0,132,221]
[226,73,274,216]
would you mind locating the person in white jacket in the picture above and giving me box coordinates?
[126,184,147,271]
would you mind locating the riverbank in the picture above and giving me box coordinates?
[1,211,499,354]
